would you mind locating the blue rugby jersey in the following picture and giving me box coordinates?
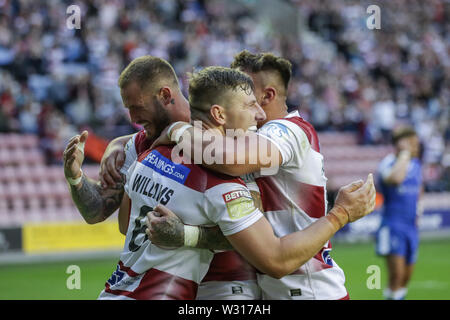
[377,154,422,226]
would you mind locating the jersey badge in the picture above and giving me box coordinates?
[222,190,255,220]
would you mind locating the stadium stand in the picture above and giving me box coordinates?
[1,131,449,229]
[0,0,449,228]
[0,133,100,227]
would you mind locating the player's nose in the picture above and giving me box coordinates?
[255,103,266,122]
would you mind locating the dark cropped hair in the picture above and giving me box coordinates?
[118,55,178,91]
[392,126,417,145]
[188,66,254,113]
[230,50,292,90]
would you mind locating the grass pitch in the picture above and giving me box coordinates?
[0,239,449,300]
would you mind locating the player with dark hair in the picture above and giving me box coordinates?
[375,126,423,300]
[65,56,375,299]
[148,50,376,300]
[146,65,374,300]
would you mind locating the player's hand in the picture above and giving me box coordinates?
[145,204,184,249]
[149,124,177,150]
[332,173,376,225]
[99,139,126,188]
[63,131,88,181]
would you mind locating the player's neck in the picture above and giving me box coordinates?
[170,95,190,123]
[190,116,224,136]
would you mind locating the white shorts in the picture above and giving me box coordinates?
[196,280,261,300]
[257,268,347,300]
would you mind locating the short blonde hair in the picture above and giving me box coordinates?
[118,55,178,92]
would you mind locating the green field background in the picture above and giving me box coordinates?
[1,239,449,300]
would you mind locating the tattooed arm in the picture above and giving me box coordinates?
[64,131,124,224]
[145,190,263,250]
[70,176,124,224]
[196,226,233,250]
[146,209,233,250]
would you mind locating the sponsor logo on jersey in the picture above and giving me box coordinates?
[222,190,255,220]
[141,150,190,184]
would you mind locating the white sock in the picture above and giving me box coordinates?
[391,287,407,300]
[383,288,393,300]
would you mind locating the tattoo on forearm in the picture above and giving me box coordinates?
[197,226,233,250]
[152,216,184,247]
[151,217,232,250]
[70,176,124,223]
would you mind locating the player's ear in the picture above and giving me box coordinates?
[260,87,276,106]
[158,87,173,106]
[210,104,226,126]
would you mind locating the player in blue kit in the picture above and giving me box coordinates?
[375,126,423,300]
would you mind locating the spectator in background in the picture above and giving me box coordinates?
[0,0,448,188]
[375,126,423,300]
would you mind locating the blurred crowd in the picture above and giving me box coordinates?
[0,0,449,190]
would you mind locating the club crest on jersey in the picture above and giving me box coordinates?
[265,123,289,140]
[322,249,334,267]
[222,190,255,220]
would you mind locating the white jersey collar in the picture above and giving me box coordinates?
[285,110,300,119]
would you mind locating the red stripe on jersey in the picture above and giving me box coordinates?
[339,293,350,300]
[257,116,326,218]
[118,260,139,277]
[282,116,328,217]
[296,182,326,218]
[105,267,198,300]
[256,179,326,219]
[256,177,286,212]
[134,130,152,156]
[288,248,333,275]
[202,251,258,282]
[283,116,320,152]
[136,145,246,193]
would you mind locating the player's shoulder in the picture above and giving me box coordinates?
[283,111,316,131]
[262,111,319,151]
[284,113,318,142]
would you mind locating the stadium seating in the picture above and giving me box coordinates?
[319,133,391,190]
[0,133,449,227]
[0,133,100,227]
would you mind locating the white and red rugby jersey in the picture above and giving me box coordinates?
[200,173,260,295]
[117,132,261,296]
[98,139,263,300]
[254,111,348,300]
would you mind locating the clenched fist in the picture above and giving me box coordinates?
[328,174,377,228]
